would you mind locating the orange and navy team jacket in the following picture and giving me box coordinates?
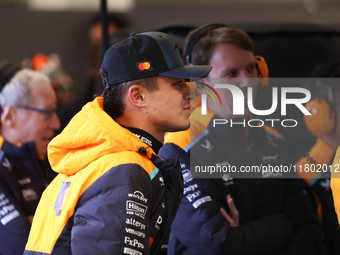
[24,97,183,255]
[0,136,47,255]
[158,106,322,255]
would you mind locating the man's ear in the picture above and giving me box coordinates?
[186,81,199,101]
[1,106,17,128]
[127,85,146,108]
[192,80,206,95]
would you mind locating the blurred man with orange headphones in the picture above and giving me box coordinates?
[158,24,322,255]
[302,63,340,254]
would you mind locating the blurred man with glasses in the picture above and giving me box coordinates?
[0,65,60,255]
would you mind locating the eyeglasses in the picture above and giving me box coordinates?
[14,105,57,120]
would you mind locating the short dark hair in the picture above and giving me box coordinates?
[101,74,158,119]
[88,13,128,30]
[190,26,254,66]
[307,62,340,104]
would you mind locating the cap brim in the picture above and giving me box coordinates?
[159,65,212,79]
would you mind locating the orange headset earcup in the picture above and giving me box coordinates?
[304,98,335,137]
[254,56,269,110]
[255,55,269,88]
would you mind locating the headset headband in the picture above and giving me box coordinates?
[183,23,228,65]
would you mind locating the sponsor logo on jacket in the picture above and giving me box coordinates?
[159,176,165,186]
[2,158,12,170]
[0,193,20,225]
[18,178,31,185]
[124,236,144,249]
[125,228,146,238]
[182,169,193,184]
[128,191,148,203]
[22,188,38,202]
[133,133,152,147]
[183,184,199,194]
[186,191,201,202]
[192,196,212,209]
[126,218,146,230]
[126,201,148,219]
[154,215,162,230]
[201,139,213,152]
[262,155,279,164]
[123,247,142,255]
[222,173,234,186]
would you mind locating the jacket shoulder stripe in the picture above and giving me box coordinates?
[150,167,159,180]
[185,129,210,152]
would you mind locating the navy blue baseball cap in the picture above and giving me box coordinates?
[101,31,212,86]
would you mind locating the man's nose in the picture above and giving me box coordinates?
[238,73,253,88]
[50,112,61,131]
[183,82,191,100]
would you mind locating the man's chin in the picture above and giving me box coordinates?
[36,145,48,159]
[168,123,190,133]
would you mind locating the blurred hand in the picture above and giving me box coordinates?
[220,194,239,227]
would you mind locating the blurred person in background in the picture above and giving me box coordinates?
[303,63,340,254]
[56,14,128,133]
[22,52,75,107]
[22,53,71,181]
[86,14,128,82]
[158,24,322,255]
[0,63,60,255]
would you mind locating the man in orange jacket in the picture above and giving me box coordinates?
[24,31,211,255]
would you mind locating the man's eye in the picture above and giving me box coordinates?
[175,80,183,87]
[248,65,256,72]
[224,71,237,77]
